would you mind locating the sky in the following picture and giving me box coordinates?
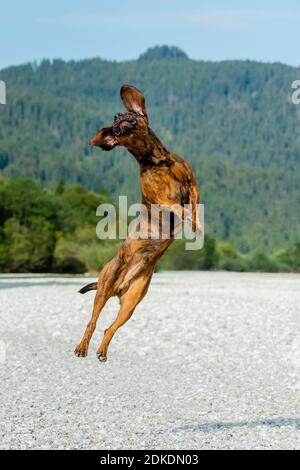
[1,0,300,70]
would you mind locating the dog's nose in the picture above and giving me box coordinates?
[114,113,122,121]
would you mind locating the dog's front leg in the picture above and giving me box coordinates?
[163,203,203,237]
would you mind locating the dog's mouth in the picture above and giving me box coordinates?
[113,112,137,136]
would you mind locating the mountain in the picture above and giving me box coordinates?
[1,46,300,253]
[138,45,188,61]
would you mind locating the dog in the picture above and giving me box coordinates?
[75,85,201,362]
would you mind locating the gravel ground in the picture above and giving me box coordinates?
[0,271,299,450]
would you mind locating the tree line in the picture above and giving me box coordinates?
[0,178,299,274]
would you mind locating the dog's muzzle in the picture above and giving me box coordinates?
[113,112,137,136]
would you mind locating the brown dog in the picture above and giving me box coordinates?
[75,85,201,362]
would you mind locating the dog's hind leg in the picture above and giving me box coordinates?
[96,269,153,362]
[74,255,122,357]
[74,290,108,357]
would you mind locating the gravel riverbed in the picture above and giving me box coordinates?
[0,271,299,449]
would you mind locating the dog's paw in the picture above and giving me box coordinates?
[97,351,107,363]
[74,344,88,357]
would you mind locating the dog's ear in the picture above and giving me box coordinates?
[89,127,118,151]
[120,85,148,123]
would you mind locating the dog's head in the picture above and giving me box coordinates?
[89,85,149,151]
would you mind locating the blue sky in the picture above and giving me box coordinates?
[1,0,300,69]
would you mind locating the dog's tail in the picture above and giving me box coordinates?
[78,282,98,294]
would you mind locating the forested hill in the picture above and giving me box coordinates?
[1,45,300,253]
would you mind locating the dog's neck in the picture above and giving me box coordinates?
[126,128,171,166]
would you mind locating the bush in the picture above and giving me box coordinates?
[218,241,247,271]
[0,178,114,273]
[246,251,280,272]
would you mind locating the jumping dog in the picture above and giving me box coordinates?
[75,85,201,362]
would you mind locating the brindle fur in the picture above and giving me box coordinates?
[74,85,201,362]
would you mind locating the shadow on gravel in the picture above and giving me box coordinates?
[164,418,300,434]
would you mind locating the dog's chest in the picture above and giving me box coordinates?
[140,166,183,204]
